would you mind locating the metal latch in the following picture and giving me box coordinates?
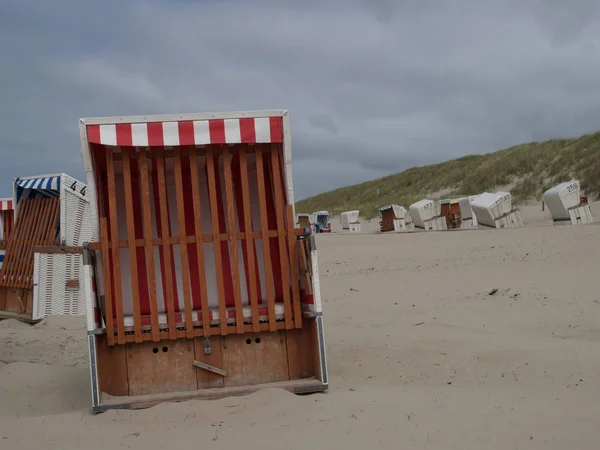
[203,337,212,355]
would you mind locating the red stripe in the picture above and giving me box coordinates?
[178,121,195,146]
[232,155,263,304]
[147,123,164,146]
[116,124,133,146]
[151,157,179,312]
[269,117,283,143]
[95,146,118,317]
[209,119,226,144]
[130,160,151,315]
[208,157,235,306]
[239,118,256,143]
[181,155,203,310]
[7,201,12,210]
[278,144,288,204]
[87,125,101,144]
[263,155,283,301]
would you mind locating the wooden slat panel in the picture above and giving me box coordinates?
[18,199,44,288]
[100,218,115,346]
[155,152,177,340]
[13,198,40,287]
[297,238,313,296]
[2,200,30,284]
[0,200,23,284]
[255,150,277,331]
[173,150,194,339]
[189,148,211,335]
[139,150,160,342]
[9,199,37,287]
[205,148,228,335]
[239,150,260,332]
[121,148,143,343]
[106,149,126,344]
[223,147,244,333]
[269,146,293,329]
[36,198,60,287]
[286,205,302,328]
[87,230,290,250]
[0,197,60,289]
[117,320,288,344]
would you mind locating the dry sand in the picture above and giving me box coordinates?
[1,205,600,449]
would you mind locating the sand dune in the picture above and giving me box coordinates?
[1,206,599,449]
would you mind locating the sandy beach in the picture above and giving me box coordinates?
[1,205,599,449]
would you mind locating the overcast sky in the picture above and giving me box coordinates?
[2,0,600,199]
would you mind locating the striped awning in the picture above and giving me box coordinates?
[17,176,60,191]
[16,176,61,204]
[86,117,283,147]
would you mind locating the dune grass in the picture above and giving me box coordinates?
[295,131,600,219]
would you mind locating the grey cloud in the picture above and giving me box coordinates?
[2,0,600,199]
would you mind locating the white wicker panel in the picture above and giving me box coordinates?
[569,204,593,225]
[493,210,523,229]
[33,253,86,319]
[62,174,95,246]
[310,249,322,313]
[83,264,97,330]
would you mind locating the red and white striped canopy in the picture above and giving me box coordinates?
[0,199,13,211]
[87,117,283,147]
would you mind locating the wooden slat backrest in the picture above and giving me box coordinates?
[223,147,244,334]
[255,149,278,331]
[139,150,160,342]
[173,149,194,338]
[269,147,294,330]
[0,197,60,289]
[96,143,304,345]
[238,149,261,332]
[122,148,143,343]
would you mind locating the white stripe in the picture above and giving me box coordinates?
[311,250,322,313]
[99,124,117,146]
[162,122,180,146]
[33,178,44,189]
[50,177,59,190]
[131,123,149,146]
[1,201,6,210]
[26,179,36,188]
[193,120,210,145]
[43,178,52,190]
[254,118,271,143]
[224,119,241,143]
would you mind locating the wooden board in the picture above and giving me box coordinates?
[127,338,197,396]
[193,336,225,389]
[0,197,60,289]
[0,286,6,310]
[298,216,310,229]
[3,288,31,315]
[221,331,289,387]
[286,321,317,380]
[95,334,129,396]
